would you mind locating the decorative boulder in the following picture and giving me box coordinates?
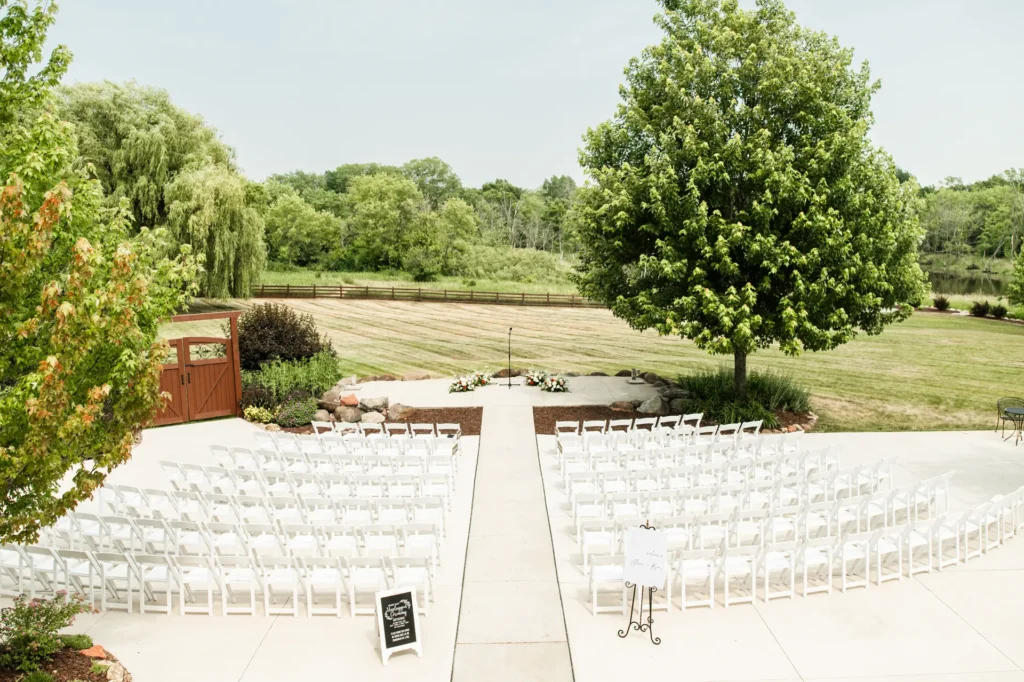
[590,371,609,377]
[637,396,668,415]
[340,393,359,407]
[264,423,282,432]
[609,401,635,412]
[643,372,662,384]
[313,409,331,423]
[360,396,389,411]
[403,370,431,381]
[333,406,362,423]
[389,403,415,420]
[360,411,386,424]
[494,367,523,378]
[318,389,342,412]
[668,398,686,413]
[615,369,633,377]
[660,387,688,400]
[631,399,643,408]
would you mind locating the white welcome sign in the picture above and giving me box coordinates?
[624,526,667,588]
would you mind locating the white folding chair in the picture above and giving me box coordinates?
[217,555,262,616]
[258,556,302,616]
[676,548,718,610]
[760,542,797,602]
[132,553,179,615]
[389,557,432,614]
[589,554,626,615]
[722,545,758,607]
[301,556,345,617]
[322,524,362,559]
[401,524,440,573]
[345,557,387,616]
[93,551,135,613]
[174,555,220,616]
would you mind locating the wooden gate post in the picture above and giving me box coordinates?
[229,314,243,417]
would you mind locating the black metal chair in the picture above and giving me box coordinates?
[996,397,1024,439]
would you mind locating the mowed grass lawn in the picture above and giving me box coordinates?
[163,300,1024,433]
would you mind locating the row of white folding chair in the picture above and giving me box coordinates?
[257,423,461,450]
[559,420,765,454]
[220,436,457,469]
[220,448,458,479]
[96,489,447,531]
[570,474,947,544]
[563,451,845,496]
[0,547,431,617]
[312,420,442,439]
[27,515,442,568]
[158,464,453,503]
[556,414,689,435]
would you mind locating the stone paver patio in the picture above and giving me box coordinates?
[51,378,1024,682]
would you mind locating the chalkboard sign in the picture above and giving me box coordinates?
[375,586,423,665]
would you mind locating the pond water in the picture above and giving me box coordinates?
[928,271,1007,296]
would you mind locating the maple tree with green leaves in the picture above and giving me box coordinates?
[0,0,199,543]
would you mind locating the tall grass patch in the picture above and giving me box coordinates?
[677,366,811,428]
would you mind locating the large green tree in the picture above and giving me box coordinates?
[575,0,925,398]
[343,173,424,270]
[56,81,233,229]
[1,0,199,543]
[401,157,464,210]
[165,165,265,297]
[264,191,343,267]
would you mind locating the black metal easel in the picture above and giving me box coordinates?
[617,521,661,645]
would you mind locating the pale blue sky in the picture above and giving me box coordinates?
[48,0,1023,188]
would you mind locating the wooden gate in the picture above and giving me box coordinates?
[153,312,243,426]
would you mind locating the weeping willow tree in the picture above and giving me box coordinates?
[166,165,266,297]
[56,81,233,228]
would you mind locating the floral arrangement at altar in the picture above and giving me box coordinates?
[540,374,569,393]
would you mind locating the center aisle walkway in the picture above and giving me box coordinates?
[452,405,574,682]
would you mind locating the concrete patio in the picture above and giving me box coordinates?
[52,377,1024,682]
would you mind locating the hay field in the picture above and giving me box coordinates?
[162,300,1024,432]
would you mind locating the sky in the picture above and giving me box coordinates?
[47,0,1024,189]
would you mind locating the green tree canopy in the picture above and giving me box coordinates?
[56,81,234,229]
[1,0,199,543]
[325,163,401,194]
[165,165,265,297]
[403,198,478,280]
[264,191,343,267]
[575,0,925,397]
[344,172,424,270]
[401,157,464,210]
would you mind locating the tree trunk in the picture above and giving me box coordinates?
[734,349,748,401]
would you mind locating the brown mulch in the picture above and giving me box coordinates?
[392,407,483,436]
[532,405,814,435]
[0,648,109,682]
[277,407,483,436]
[533,405,635,435]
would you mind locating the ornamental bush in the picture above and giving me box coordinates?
[677,366,810,429]
[233,302,333,371]
[970,300,991,317]
[241,350,341,403]
[243,406,275,424]
[932,295,950,311]
[990,303,1008,319]
[0,593,96,672]
[274,397,319,428]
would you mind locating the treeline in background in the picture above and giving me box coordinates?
[57,81,579,297]
[55,81,1024,299]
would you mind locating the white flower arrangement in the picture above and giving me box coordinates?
[540,375,569,393]
[524,369,548,387]
[449,376,474,393]
[470,370,493,388]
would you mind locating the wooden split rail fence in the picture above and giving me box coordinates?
[250,284,603,308]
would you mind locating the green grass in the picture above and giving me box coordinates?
[259,269,581,296]
[921,253,1014,278]
[162,299,1024,433]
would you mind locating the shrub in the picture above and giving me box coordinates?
[676,366,811,429]
[239,383,276,410]
[990,303,1008,319]
[0,593,96,672]
[243,406,275,424]
[90,662,108,675]
[241,350,341,402]
[454,244,574,284]
[274,397,319,427]
[970,300,991,317]
[57,633,93,650]
[233,302,334,370]
[932,295,950,311]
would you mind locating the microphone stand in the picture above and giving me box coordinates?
[508,327,512,389]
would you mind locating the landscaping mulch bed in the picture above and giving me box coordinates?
[278,407,483,436]
[533,405,634,435]
[391,407,483,436]
[0,648,108,682]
